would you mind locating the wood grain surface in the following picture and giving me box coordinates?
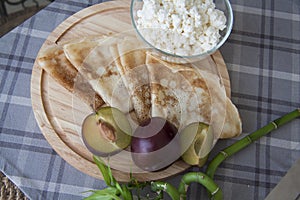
[31,0,231,182]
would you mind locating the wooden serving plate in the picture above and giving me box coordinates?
[31,0,231,182]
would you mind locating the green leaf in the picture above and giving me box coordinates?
[83,187,121,200]
[121,185,133,200]
[82,188,116,194]
[94,187,118,195]
[115,182,123,195]
[107,162,117,186]
[93,156,111,186]
[129,170,133,180]
[83,192,121,200]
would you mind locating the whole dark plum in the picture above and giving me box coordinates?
[131,117,180,171]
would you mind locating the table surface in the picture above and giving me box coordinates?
[0,0,299,199]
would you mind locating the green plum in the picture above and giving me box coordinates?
[180,122,214,167]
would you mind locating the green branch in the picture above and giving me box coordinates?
[151,181,180,200]
[206,108,300,197]
[178,172,222,200]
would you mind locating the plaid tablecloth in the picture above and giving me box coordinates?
[0,0,299,199]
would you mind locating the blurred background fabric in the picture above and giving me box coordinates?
[0,1,52,198]
[0,0,53,37]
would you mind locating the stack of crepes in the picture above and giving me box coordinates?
[37,34,242,144]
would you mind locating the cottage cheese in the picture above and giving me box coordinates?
[136,0,227,56]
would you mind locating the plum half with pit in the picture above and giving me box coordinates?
[81,107,132,157]
[131,117,180,171]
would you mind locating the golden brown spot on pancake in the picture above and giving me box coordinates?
[40,48,77,92]
[171,115,179,128]
[152,84,178,108]
[180,71,207,90]
[197,92,211,123]
[132,84,151,123]
[102,66,119,78]
[192,78,207,89]
[123,53,136,70]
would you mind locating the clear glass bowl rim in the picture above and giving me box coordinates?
[130,0,234,59]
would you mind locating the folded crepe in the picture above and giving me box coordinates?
[36,45,104,110]
[110,37,151,123]
[63,37,105,72]
[146,53,242,139]
[146,53,210,128]
[64,37,132,113]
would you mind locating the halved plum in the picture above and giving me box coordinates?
[81,107,132,157]
[180,122,214,167]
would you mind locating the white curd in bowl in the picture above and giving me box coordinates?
[135,0,227,57]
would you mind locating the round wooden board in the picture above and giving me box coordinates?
[31,0,231,182]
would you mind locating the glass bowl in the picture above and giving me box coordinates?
[130,0,233,63]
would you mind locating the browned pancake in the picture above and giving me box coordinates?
[64,37,132,113]
[37,45,104,110]
[146,52,242,139]
[63,37,106,73]
[110,37,151,123]
[146,53,211,129]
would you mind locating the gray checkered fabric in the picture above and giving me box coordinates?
[0,0,299,199]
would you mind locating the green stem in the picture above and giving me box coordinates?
[178,172,222,200]
[151,181,180,200]
[206,109,300,196]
